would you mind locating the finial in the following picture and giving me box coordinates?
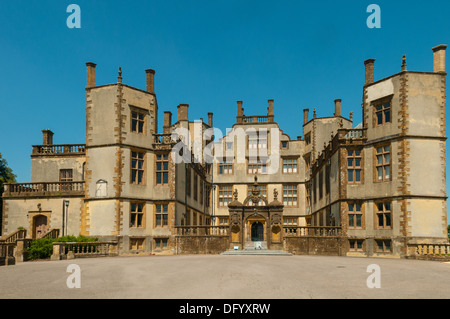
[274,188,278,201]
[350,111,354,121]
[233,188,238,201]
[313,108,317,119]
[401,55,407,71]
[118,67,122,83]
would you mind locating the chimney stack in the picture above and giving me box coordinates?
[86,62,97,88]
[208,112,213,127]
[334,99,342,117]
[268,99,274,116]
[364,59,375,85]
[163,111,172,133]
[145,69,156,93]
[432,44,447,73]
[42,129,54,145]
[303,109,309,125]
[237,101,244,123]
[177,104,189,122]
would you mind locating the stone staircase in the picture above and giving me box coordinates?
[221,241,292,256]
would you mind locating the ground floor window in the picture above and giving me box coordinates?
[130,238,145,250]
[155,238,168,249]
[375,239,391,252]
[349,239,364,251]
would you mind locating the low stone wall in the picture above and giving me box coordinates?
[176,236,229,255]
[283,237,347,256]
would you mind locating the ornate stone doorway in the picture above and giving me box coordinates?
[251,221,264,242]
[227,175,284,250]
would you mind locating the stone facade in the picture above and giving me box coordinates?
[1,45,448,258]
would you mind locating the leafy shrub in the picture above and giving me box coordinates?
[26,235,98,260]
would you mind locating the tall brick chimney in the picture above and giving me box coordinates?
[177,104,189,122]
[42,129,54,145]
[145,69,156,93]
[86,62,97,88]
[432,44,447,73]
[163,111,172,133]
[364,59,375,85]
[267,99,274,122]
[208,112,213,127]
[303,109,309,125]
[334,99,342,117]
[237,101,244,123]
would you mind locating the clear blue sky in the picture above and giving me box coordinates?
[0,0,449,195]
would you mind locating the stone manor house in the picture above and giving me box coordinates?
[1,44,449,258]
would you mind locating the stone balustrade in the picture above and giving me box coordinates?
[31,144,85,156]
[51,241,119,260]
[3,181,85,197]
[175,226,229,236]
[283,226,343,237]
[407,243,450,259]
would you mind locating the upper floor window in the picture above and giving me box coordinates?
[60,169,73,182]
[283,158,298,174]
[248,132,267,149]
[130,202,144,228]
[156,154,169,185]
[218,185,233,207]
[348,203,362,229]
[348,149,362,183]
[155,204,168,227]
[283,185,298,207]
[374,99,391,126]
[131,151,145,185]
[131,110,145,134]
[376,202,391,229]
[218,160,233,175]
[248,158,267,174]
[305,133,311,145]
[375,145,391,182]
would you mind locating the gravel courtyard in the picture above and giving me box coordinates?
[1,254,449,299]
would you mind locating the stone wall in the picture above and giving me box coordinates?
[175,236,229,254]
[283,237,346,256]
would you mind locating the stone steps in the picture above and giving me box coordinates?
[221,249,292,256]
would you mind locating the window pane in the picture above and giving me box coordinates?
[378,214,384,227]
[356,215,362,227]
[377,167,383,180]
[348,204,354,212]
[355,158,361,167]
[385,166,390,179]
[349,215,354,227]
[384,110,390,123]
[377,112,383,125]
[163,172,168,184]
[384,154,390,164]
[348,150,353,156]
[385,202,391,211]
[355,169,361,182]
[385,213,391,227]
[348,159,353,166]
[156,215,161,226]
[348,170,353,182]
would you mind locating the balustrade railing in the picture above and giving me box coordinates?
[52,241,118,260]
[338,128,367,140]
[32,144,85,155]
[153,133,174,144]
[0,243,15,258]
[0,229,27,243]
[3,181,85,196]
[408,243,450,258]
[175,226,229,236]
[283,226,343,237]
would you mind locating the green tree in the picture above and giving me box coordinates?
[0,153,17,236]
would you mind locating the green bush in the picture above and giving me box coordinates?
[26,235,98,260]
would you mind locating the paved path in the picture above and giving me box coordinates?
[1,255,450,299]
